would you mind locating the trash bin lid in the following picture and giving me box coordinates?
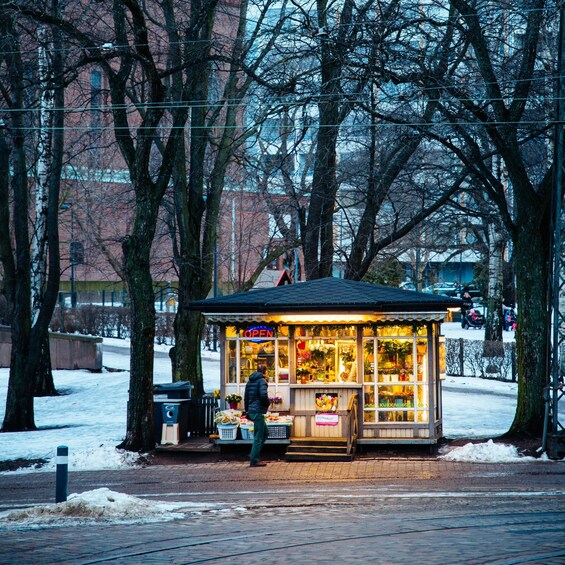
[154,382,193,392]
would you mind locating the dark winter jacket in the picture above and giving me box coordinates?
[244,371,270,414]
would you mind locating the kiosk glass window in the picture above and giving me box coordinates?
[295,325,356,384]
[362,333,429,424]
[225,326,289,385]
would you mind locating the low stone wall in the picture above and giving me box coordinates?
[0,326,102,371]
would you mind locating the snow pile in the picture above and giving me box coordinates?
[0,488,214,529]
[4,444,144,475]
[440,439,536,463]
[44,444,143,472]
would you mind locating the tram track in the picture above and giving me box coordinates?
[66,510,565,565]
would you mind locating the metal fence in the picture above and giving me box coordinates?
[188,395,218,438]
[446,337,517,381]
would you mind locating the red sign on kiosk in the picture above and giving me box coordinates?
[243,325,275,342]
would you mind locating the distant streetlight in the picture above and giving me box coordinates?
[212,238,218,352]
[61,201,76,307]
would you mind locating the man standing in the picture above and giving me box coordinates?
[244,363,270,467]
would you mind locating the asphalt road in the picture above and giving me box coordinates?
[1,459,564,564]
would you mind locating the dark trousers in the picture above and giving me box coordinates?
[248,413,268,463]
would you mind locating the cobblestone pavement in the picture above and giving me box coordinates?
[1,458,565,564]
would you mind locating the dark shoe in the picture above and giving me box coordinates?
[249,461,267,467]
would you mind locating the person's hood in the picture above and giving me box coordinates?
[248,371,265,383]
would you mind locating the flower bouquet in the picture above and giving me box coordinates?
[214,409,242,425]
[308,341,335,364]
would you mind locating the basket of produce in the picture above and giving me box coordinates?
[265,413,293,439]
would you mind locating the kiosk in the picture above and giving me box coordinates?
[188,278,461,446]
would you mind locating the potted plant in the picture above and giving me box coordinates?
[225,393,242,409]
[269,395,283,409]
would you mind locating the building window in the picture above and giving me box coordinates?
[89,70,102,164]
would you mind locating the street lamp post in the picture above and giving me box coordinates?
[61,202,76,307]
[70,205,76,307]
[543,4,565,458]
[212,238,218,352]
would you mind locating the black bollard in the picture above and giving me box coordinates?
[55,445,69,503]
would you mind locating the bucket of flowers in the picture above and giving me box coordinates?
[214,409,242,440]
[269,395,283,409]
[225,393,242,410]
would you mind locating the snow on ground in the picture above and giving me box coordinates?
[0,487,243,530]
[0,340,220,472]
[441,375,517,439]
[440,440,540,463]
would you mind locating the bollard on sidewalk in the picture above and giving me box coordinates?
[55,445,68,503]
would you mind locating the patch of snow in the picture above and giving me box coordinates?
[439,439,536,463]
[0,488,223,529]
[441,321,516,341]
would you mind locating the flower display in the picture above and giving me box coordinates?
[269,396,283,405]
[308,342,335,354]
[265,413,293,424]
[315,393,338,412]
[224,393,242,403]
[214,409,242,425]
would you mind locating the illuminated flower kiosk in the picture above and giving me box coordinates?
[188,278,461,453]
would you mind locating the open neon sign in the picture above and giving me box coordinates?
[243,325,274,342]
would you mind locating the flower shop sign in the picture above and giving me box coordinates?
[315,392,339,426]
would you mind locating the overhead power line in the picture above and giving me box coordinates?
[4,119,559,133]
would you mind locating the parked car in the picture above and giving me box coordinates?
[422,282,459,297]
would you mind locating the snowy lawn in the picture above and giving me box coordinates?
[0,340,220,472]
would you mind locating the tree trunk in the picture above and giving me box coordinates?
[508,219,549,437]
[118,198,159,452]
[484,222,504,354]
[173,305,204,397]
[30,15,64,399]
[0,10,35,430]
[31,25,52,318]
[33,334,57,397]
[303,0,351,280]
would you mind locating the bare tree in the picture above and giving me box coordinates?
[21,0,194,449]
[441,0,555,436]
[0,3,35,430]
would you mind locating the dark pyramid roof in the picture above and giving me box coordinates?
[188,277,463,313]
